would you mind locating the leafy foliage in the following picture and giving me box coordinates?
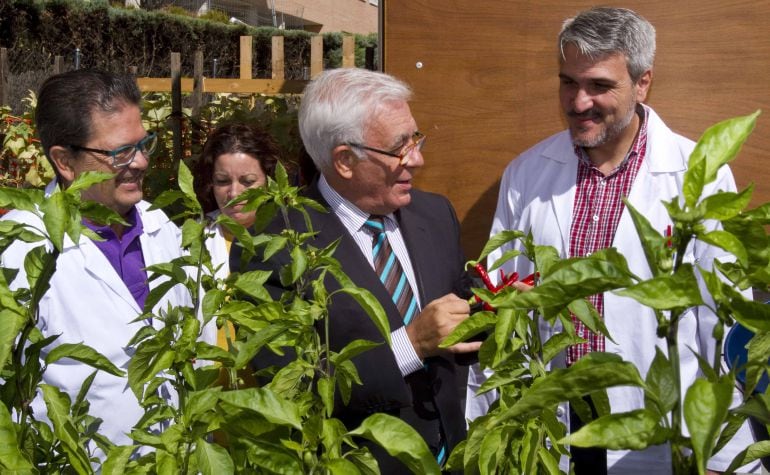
[455,110,770,474]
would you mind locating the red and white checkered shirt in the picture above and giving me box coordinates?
[566,105,649,365]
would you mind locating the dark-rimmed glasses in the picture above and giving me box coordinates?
[348,131,426,166]
[68,132,158,168]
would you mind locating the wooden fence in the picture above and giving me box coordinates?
[0,35,362,163]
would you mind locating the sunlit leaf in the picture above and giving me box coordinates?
[45,342,125,376]
[684,375,734,474]
[218,387,302,429]
[475,230,526,264]
[684,110,759,207]
[0,403,34,471]
[334,287,390,345]
[348,413,440,475]
[614,264,703,310]
[40,384,94,474]
[195,438,234,475]
[561,409,669,450]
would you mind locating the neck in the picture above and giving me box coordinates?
[584,112,641,175]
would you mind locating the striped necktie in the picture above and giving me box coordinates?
[364,216,446,466]
[363,216,418,325]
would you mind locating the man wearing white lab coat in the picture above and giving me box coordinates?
[466,7,758,474]
[0,70,213,457]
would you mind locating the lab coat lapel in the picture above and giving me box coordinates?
[542,134,578,254]
[79,237,142,313]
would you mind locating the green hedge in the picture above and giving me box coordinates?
[0,0,377,109]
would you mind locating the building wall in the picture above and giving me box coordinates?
[298,0,378,34]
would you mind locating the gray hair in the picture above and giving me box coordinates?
[298,68,412,173]
[558,7,656,81]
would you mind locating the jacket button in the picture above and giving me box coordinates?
[556,406,565,418]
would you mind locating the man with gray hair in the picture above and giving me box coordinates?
[236,68,478,472]
[466,6,757,474]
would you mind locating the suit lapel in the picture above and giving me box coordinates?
[306,183,406,332]
[394,205,429,305]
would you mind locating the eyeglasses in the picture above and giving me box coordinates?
[68,132,158,168]
[348,131,426,166]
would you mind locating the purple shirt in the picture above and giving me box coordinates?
[84,206,149,310]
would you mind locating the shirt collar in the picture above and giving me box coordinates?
[317,175,396,232]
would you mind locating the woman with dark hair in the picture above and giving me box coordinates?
[193,123,281,280]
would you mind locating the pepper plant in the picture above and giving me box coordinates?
[0,172,131,473]
[101,161,441,474]
[448,110,770,474]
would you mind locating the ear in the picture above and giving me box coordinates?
[49,145,77,184]
[331,144,358,180]
[635,69,653,102]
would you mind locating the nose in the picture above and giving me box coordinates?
[228,183,245,200]
[129,149,150,170]
[406,147,425,168]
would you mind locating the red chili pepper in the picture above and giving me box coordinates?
[665,224,673,249]
[521,272,538,286]
[473,262,496,291]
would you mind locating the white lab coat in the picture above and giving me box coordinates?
[204,210,230,281]
[466,106,758,473]
[0,181,215,458]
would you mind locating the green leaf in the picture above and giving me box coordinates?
[331,339,381,365]
[0,308,27,373]
[645,348,678,415]
[0,186,42,213]
[499,353,644,421]
[233,270,273,302]
[623,201,669,277]
[731,299,770,333]
[218,387,302,429]
[745,331,770,395]
[701,186,753,221]
[195,438,234,475]
[245,440,303,474]
[41,191,69,252]
[725,440,770,473]
[440,310,495,348]
[127,335,175,399]
[40,384,94,475]
[262,235,288,261]
[0,403,34,471]
[561,409,669,450]
[102,446,135,475]
[542,332,584,365]
[567,298,613,342]
[684,110,759,207]
[288,245,307,284]
[348,413,441,475]
[318,376,334,417]
[614,264,703,310]
[177,161,199,208]
[502,248,634,311]
[67,170,114,194]
[699,230,748,267]
[45,342,125,377]
[476,230,526,264]
[684,375,734,474]
[334,287,391,345]
[325,458,360,474]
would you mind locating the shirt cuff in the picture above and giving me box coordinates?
[391,326,424,376]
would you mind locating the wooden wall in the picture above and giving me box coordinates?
[383,0,770,259]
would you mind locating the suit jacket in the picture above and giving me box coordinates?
[232,180,471,472]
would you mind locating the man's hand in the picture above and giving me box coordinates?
[405,293,481,359]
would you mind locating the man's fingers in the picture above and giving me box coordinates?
[445,341,483,354]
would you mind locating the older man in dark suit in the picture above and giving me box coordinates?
[234,68,479,472]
